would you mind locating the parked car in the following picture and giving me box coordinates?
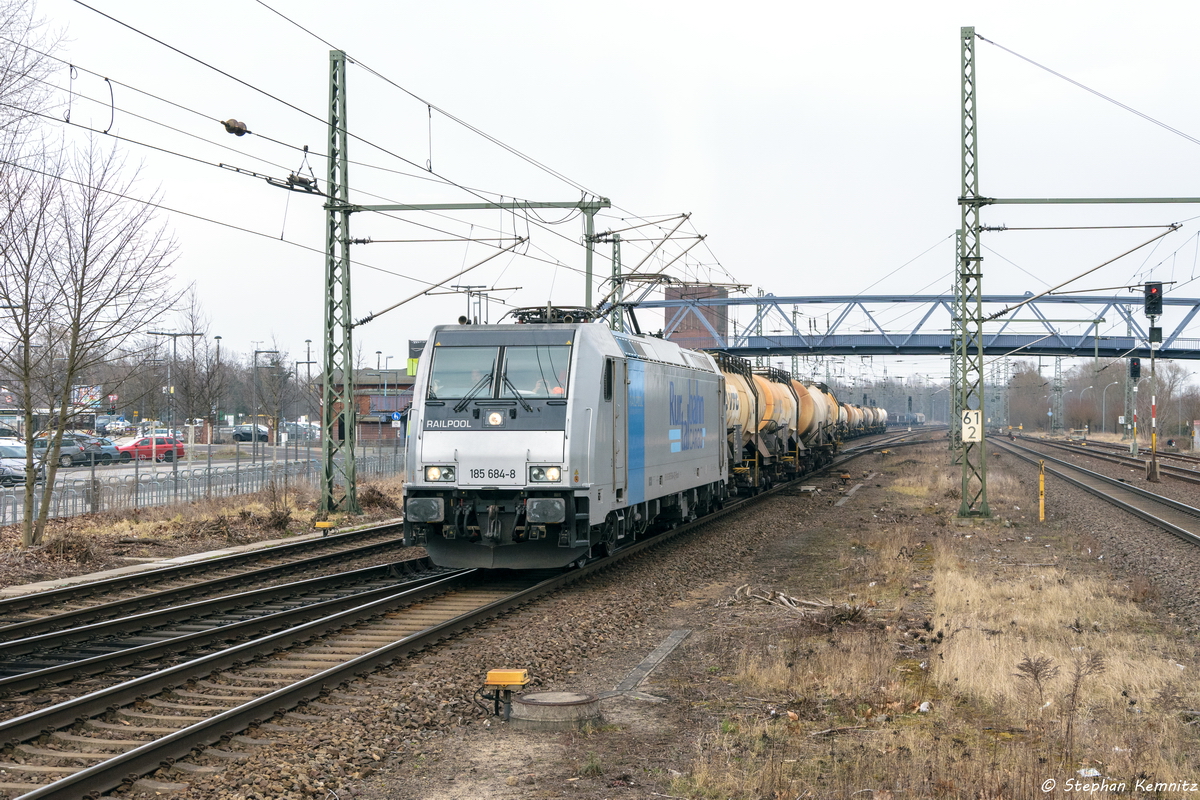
[31,436,88,467]
[96,419,133,436]
[0,444,43,485]
[285,422,320,441]
[233,424,269,442]
[117,436,185,462]
[74,434,121,465]
[143,427,182,439]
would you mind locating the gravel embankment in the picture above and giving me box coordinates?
[1010,437,1200,632]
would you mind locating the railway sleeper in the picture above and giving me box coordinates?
[16,743,111,760]
[85,718,177,735]
[50,731,147,751]
[116,709,208,726]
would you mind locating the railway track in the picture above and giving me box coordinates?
[0,430,934,798]
[1061,436,1200,467]
[1014,435,1200,485]
[0,523,413,639]
[993,438,1200,548]
[0,558,453,706]
[0,569,528,798]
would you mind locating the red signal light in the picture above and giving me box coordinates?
[1145,282,1163,316]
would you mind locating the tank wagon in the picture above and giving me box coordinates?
[403,308,887,569]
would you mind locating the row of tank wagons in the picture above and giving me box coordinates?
[712,355,887,490]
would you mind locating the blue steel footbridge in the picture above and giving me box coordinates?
[635,294,1200,360]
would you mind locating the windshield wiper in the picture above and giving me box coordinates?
[502,373,534,412]
[453,374,493,412]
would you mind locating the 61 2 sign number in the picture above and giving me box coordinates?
[961,410,982,443]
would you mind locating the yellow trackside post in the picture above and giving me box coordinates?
[1039,460,1045,522]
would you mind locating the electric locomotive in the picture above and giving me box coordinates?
[403,308,728,569]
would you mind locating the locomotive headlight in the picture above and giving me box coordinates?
[529,465,562,482]
[424,465,455,482]
[485,411,505,427]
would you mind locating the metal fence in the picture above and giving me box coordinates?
[0,440,407,526]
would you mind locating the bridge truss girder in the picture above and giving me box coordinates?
[638,294,1200,360]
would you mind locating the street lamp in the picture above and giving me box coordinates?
[147,330,202,490]
[1176,371,1196,443]
[213,336,222,442]
[1079,386,1095,435]
[1101,381,1119,434]
[932,386,950,424]
[146,331,203,436]
[253,349,279,460]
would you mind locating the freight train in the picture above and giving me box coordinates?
[402,308,887,569]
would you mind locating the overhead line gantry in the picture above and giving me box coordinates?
[319,50,608,514]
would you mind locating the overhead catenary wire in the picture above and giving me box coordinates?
[0,155,533,295]
[986,226,1181,322]
[977,33,1200,151]
[1,32,531,199]
[0,99,292,177]
[249,0,598,198]
[6,80,600,288]
[64,0,608,232]
[18,89,559,269]
[51,1,724,304]
[247,0,732,282]
[352,238,527,329]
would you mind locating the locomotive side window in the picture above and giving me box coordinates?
[603,359,613,401]
[500,345,571,399]
[426,347,498,400]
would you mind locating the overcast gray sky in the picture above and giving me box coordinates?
[32,0,1200,383]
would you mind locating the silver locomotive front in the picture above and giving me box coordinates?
[404,324,589,568]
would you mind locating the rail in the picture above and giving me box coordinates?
[993,438,1200,548]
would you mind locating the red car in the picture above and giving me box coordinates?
[117,436,185,462]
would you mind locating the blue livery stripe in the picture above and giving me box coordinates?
[628,361,645,505]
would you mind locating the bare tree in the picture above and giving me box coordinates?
[0,146,59,547]
[0,0,59,141]
[27,138,178,545]
[171,288,224,432]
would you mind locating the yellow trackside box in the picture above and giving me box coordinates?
[486,669,529,686]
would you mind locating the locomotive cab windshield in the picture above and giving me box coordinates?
[428,344,570,401]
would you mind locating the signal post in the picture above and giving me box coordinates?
[1145,282,1162,482]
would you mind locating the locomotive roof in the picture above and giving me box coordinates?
[426,322,718,372]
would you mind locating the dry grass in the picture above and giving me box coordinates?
[674,444,1200,800]
[60,474,407,540]
[892,455,960,503]
[0,475,408,588]
[932,535,1200,779]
